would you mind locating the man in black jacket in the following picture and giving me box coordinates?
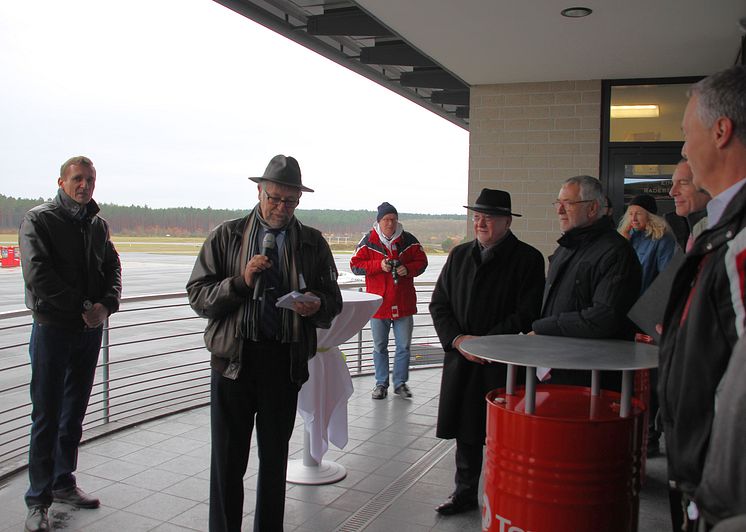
[667,160,710,251]
[19,156,122,532]
[530,175,641,387]
[658,65,746,532]
[186,155,342,532]
[430,189,544,516]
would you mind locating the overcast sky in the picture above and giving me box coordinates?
[0,0,469,214]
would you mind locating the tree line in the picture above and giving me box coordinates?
[0,194,465,238]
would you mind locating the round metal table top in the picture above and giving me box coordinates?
[461,334,658,371]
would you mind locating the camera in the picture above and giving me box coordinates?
[387,258,401,285]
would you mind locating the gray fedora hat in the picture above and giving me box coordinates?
[249,154,314,192]
[464,188,521,217]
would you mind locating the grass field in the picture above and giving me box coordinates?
[0,234,448,255]
[0,234,206,255]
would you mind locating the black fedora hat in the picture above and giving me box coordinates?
[249,154,314,192]
[464,188,521,217]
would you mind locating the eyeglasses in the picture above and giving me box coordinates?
[552,199,593,209]
[472,214,497,224]
[264,190,299,208]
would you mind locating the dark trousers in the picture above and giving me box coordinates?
[209,342,299,532]
[669,486,709,532]
[25,322,102,507]
[648,368,661,445]
[453,439,483,502]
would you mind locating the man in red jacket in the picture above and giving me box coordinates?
[351,202,428,399]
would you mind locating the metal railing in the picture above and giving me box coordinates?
[0,282,442,479]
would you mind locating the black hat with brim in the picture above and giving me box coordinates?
[249,154,314,192]
[464,188,521,217]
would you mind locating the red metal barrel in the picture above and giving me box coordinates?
[483,385,645,532]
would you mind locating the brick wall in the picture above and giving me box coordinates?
[468,80,601,258]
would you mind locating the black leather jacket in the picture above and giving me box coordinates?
[533,216,641,339]
[659,182,746,497]
[19,189,122,328]
[186,213,343,385]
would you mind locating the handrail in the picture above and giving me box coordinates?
[0,282,442,479]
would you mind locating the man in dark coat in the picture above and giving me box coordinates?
[429,189,545,516]
[530,175,641,388]
[187,155,343,532]
[20,155,122,532]
[658,65,746,532]
[667,160,710,252]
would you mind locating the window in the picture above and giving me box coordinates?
[601,77,702,219]
[609,84,690,142]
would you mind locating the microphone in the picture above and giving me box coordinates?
[253,232,277,301]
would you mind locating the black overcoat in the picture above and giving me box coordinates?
[430,232,545,443]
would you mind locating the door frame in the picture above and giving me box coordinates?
[599,76,702,217]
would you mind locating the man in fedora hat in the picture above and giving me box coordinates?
[530,175,641,388]
[429,188,544,515]
[187,154,342,532]
[350,202,428,400]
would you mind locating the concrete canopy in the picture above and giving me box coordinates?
[214,0,745,128]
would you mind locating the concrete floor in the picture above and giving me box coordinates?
[0,368,670,531]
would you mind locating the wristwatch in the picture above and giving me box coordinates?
[83,299,93,311]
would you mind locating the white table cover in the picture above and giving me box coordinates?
[297,290,382,462]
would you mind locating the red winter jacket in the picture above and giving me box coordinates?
[350,226,428,319]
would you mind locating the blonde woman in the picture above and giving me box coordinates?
[618,193,676,458]
[618,194,676,292]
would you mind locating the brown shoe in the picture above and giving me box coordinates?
[52,486,100,509]
[24,505,49,532]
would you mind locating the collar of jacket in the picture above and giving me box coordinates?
[690,180,746,255]
[686,208,707,232]
[55,188,99,221]
[557,216,614,249]
[471,230,517,263]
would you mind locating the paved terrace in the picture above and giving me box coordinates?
[0,368,670,531]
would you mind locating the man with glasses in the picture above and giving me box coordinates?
[430,189,544,516]
[187,154,342,532]
[530,175,641,387]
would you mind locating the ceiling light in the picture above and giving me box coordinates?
[610,105,660,118]
[561,7,592,18]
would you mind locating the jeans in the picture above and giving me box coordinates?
[25,322,102,507]
[371,316,413,388]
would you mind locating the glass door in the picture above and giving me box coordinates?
[606,147,682,223]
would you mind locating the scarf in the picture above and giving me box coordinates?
[240,206,302,343]
[374,221,403,253]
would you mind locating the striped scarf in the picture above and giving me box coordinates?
[240,206,302,343]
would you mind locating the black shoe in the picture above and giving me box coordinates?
[435,495,479,515]
[24,505,49,532]
[371,385,388,400]
[394,383,412,399]
[52,486,100,509]
[647,441,661,458]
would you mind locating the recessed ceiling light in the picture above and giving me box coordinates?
[561,7,593,18]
